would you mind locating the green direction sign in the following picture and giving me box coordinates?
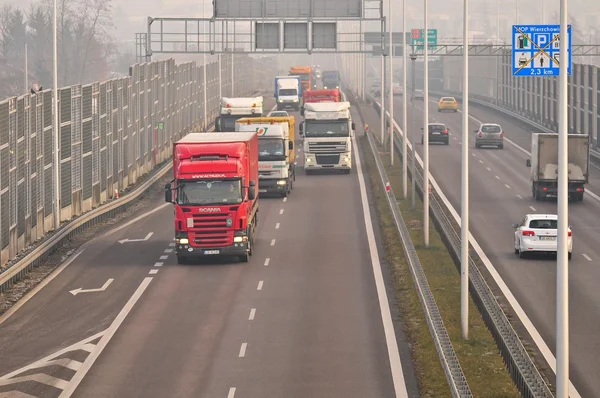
[156,122,165,129]
[411,29,438,50]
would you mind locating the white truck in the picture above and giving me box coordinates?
[299,102,355,174]
[526,133,590,201]
[215,96,264,132]
[235,121,295,196]
[274,76,301,111]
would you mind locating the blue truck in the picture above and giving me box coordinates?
[274,76,301,111]
[322,71,341,90]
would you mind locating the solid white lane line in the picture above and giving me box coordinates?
[60,277,154,397]
[270,239,276,246]
[164,249,173,253]
[249,308,256,320]
[257,281,263,290]
[486,167,492,171]
[227,387,236,398]
[529,206,537,212]
[154,262,163,267]
[159,255,168,260]
[283,197,287,202]
[238,343,247,358]
[517,194,523,199]
[583,254,592,261]
[505,184,511,189]
[149,269,158,275]
[279,209,284,215]
[351,128,409,397]
[276,223,280,229]
[264,258,270,266]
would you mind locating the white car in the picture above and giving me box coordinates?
[513,214,572,259]
[268,110,289,117]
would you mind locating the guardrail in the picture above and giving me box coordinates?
[430,88,600,162]
[356,90,553,397]
[0,86,265,294]
[345,88,472,397]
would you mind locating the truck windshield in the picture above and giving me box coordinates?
[259,138,285,161]
[177,180,242,205]
[291,73,309,81]
[220,114,260,131]
[305,120,349,137]
[279,88,297,96]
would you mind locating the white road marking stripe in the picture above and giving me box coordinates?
[238,343,247,357]
[257,281,263,290]
[279,209,284,215]
[154,262,163,267]
[270,239,276,246]
[583,254,592,261]
[276,223,280,229]
[264,258,270,266]
[478,159,483,164]
[149,269,158,275]
[505,184,511,189]
[529,206,537,212]
[517,194,523,199]
[486,167,491,171]
[169,242,175,247]
[159,255,168,260]
[249,308,256,320]
[164,249,173,253]
[495,175,500,179]
[227,387,236,398]
[283,197,287,202]
[471,152,476,156]
[0,374,68,389]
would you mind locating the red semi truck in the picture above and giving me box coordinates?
[164,132,259,263]
[303,88,341,103]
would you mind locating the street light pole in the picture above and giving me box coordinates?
[402,0,408,198]
[389,1,394,166]
[461,0,470,340]
[52,0,60,229]
[556,0,569,395]
[411,55,416,210]
[380,52,385,146]
[423,0,430,247]
[203,4,207,129]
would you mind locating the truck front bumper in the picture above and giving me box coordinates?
[175,241,249,258]
[258,178,288,193]
[304,152,351,170]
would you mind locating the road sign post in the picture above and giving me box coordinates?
[512,24,572,76]
[411,29,437,51]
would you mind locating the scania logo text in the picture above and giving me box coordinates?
[190,174,227,178]
[197,208,222,212]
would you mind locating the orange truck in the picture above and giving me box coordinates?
[289,66,313,93]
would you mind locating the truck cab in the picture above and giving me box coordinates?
[274,76,301,111]
[215,97,264,132]
[165,132,259,263]
[322,71,341,90]
[289,66,313,93]
[302,89,341,106]
[299,102,355,174]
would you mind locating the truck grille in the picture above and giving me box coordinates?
[308,141,346,153]
[259,170,278,177]
[316,154,340,165]
[191,212,231,247]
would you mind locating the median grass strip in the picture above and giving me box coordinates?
[360,134,520,398]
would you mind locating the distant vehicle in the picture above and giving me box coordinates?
[512,214,572,259]
[437,97,458,112]
[475,123,504,149]
[413,89,424,100]
[322,70,341,89]
[392,83,403,96]
[302,88,341,106]
[421,122,450,145]
[274,76,301,110]
[526,133,590,201]
[269,110,289,117]
[215,97,264,132]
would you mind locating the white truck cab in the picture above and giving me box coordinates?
[299,102,355,174]
[215,97,264,132]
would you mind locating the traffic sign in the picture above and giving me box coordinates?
[411,29,437,51]
[512,24,572,76]
[156,122,165,129]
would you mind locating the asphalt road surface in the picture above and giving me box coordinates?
[0,98,418,398]
[386,94,600,397]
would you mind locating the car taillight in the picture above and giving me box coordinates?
[477,131,482,137]
[522,230,535,236]
[499,131,504,138]
[568,231,572,236]
[442,129,448,134]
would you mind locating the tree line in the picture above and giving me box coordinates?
[0,0,133,99]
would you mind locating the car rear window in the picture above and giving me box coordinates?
[429,125,445,132]
[528,219,557,229]
[481,125,501,133]
[441,97,454,102]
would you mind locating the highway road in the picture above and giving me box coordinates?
[386,94,600,397]
[0,97,417,397]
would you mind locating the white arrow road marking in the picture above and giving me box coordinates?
[118,232,153,244]
[70,279,114,296]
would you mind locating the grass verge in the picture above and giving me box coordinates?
[360,133,520,397]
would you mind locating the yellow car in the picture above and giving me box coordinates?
[438,97,458,112]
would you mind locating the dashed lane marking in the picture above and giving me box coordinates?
[149,269,158,275]
[169,242,175,247]
[529,206,537,211]
[154,262,163,267]
[279,209,284,215]
[238,343,247,358]
[249,308,256,320]
[583,254,592,261]
[517,194,523,199]
[164,249,173,253]
[495,175,500,179]
[275,223,280,229]
[264,258,270,266]
[478,159,483,164]
[283,197,287,202]
[159,255,168,260]
[270,239,276,246]
[227,387,236,398]
[486,167,492,171]
[257,281,264,291]
[505,184,511,189]
[472,152,476,156]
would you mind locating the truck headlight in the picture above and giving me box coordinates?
[177,238,189,244]
[277,180,286,185]
[293,99,298,102]
[234,236,243,243]
[226,217,233,227]
[344,157,350,162]
[278,99,283,102]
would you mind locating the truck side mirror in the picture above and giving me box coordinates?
[214,117,220,131]
[164,183,172,203]
[248,186,256,200]
[289,141,294,150]
[351,122,356,130]
[249,180,256,187]
[526,159,531,167]
[299,124,304,136]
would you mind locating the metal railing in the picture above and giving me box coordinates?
[345,88,472,397]
[0,55,276,291]
[357,90,553,397]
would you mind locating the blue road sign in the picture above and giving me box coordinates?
[512,24,572,76]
